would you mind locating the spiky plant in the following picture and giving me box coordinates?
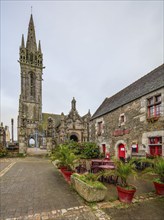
[142,157,164,183]
[98,159,137,188]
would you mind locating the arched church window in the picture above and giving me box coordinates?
[30,72,35,98]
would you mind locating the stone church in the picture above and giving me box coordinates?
[17,14,90,152]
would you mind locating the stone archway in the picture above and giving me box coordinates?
[70,134,78,142]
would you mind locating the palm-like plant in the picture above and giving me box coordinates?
[51,144,78,171]
[115,160,137,187]
[99,159,137,188]
[142,157,164,183]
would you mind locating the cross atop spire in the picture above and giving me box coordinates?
[26,14,37,52]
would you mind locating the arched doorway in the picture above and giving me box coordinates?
[70,134,78,142]
[118,143,125,161]
[29,137,35,147]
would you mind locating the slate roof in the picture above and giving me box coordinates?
[91,64,164,120]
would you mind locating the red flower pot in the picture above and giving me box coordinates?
[61,169,74,182]
[153,181,164,195]
[117,185,136,203]
[60,166,67,171]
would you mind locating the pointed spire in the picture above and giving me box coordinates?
[26,14,37,52]
[88,109,91,116]
[38,40,42,53]
[71,97,76,110]
[21,34,25,48]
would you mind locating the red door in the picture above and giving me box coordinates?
[118,144,125,159]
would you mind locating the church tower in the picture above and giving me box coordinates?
[18,14,44,142]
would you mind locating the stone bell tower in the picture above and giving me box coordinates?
[17,14,44,149]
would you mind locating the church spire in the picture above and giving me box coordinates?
[38,40,42,53]
[21,34,25,48]
[26,14,37,52]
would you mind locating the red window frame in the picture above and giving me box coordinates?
[149,136,162,156]
[147,94,161,118]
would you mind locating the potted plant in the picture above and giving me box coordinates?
[71,173,107,202]
[142,157,164,195]
[101,159,137,203]
[51,144,78,182]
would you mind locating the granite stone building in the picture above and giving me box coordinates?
[17,15,90,152]
[90,65,164,159]
[42,97,91,147]
[17,14,44,152]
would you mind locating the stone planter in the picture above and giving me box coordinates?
[71,175,107,202]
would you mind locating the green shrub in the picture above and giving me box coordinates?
[52,141,100,159]
[0,148,8,157]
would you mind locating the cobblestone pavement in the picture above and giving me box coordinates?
[101,196,164,220]
[0,157,110,220]
[1,157,162,220]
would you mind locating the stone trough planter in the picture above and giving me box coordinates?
[71,175,107,202]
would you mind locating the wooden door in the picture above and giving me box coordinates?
[118,144,125,159]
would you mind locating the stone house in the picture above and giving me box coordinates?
[90,64,164,160]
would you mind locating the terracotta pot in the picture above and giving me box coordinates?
[60,166,67,171]
[61,169,74,182]
[153,181,164,195]
[117,185,136,203]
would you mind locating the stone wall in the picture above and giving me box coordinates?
[90,88,164,158]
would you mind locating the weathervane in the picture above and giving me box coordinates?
[31,6,33,14]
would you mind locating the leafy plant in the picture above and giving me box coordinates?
[98,159,137,188]
[142,157,164,183]
[81,142,100,159]
[51,144,78,171]
[0,148,8,157]
[72,173,106,190]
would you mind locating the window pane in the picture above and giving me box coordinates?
[155,104,161,116]
[148,97,154,105]
[155,95,161,103]
[121,115,124,123]
[149,106,154,116]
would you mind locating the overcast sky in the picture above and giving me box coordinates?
[1,0,163,140]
